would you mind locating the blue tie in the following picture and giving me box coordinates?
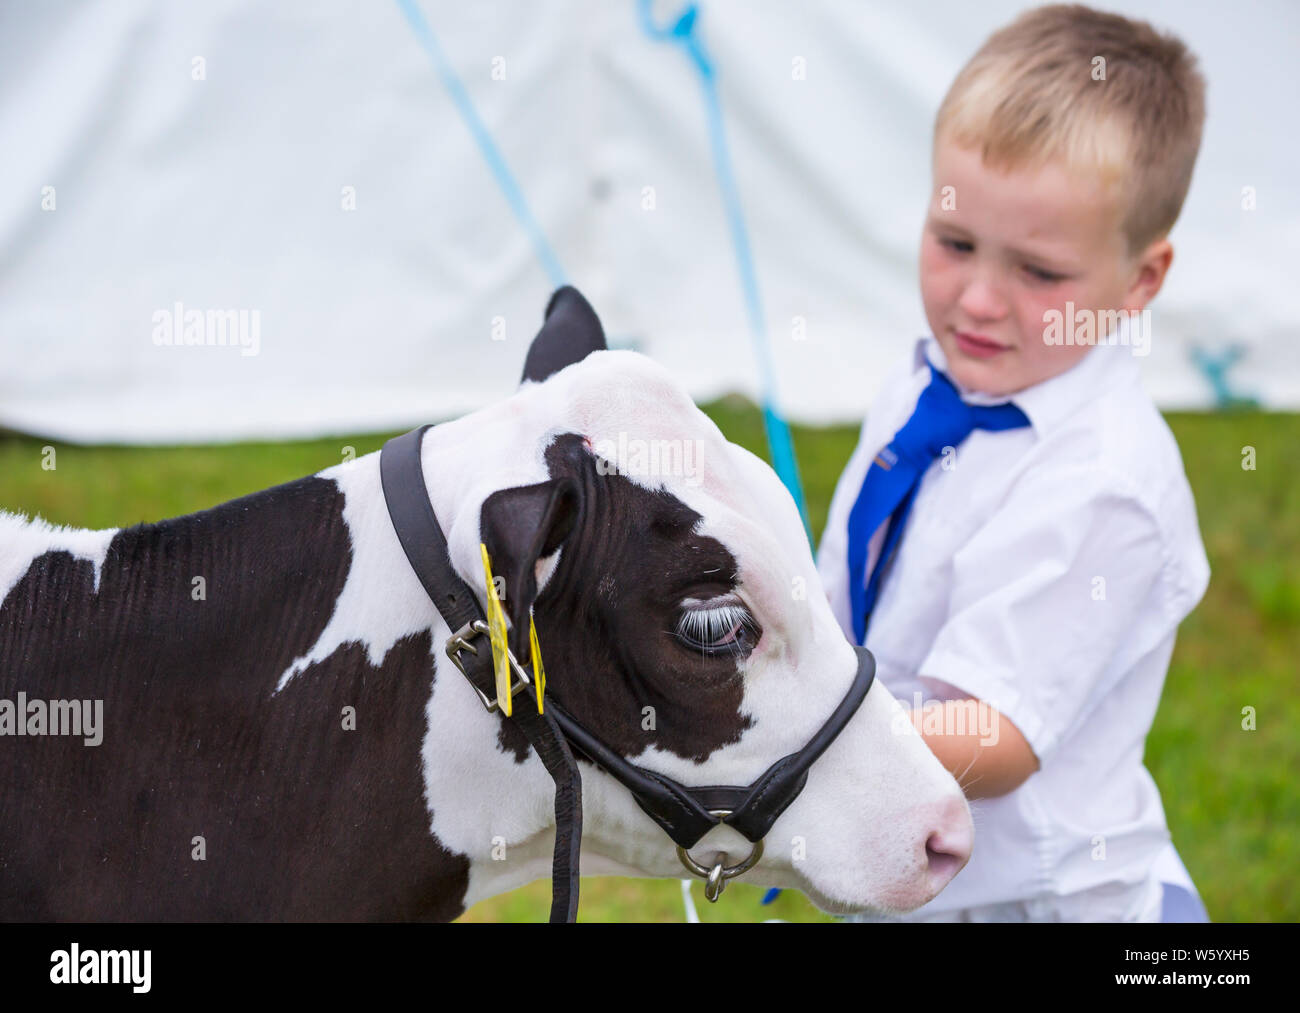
[846,363,1030,645]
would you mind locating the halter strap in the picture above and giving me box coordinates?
[544,647,874,850]
[380,425,583,923]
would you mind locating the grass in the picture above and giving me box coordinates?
[1,405,1295,922]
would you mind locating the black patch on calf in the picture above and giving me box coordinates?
[509,434,755,766]
[0,477,470,921]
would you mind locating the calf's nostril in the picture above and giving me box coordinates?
[925,830,969,886]
[923,799,973,890]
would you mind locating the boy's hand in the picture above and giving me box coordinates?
[907,698,1040,799]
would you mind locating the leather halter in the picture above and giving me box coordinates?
[380,424,876,921]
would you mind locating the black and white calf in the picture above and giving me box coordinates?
[0,287,971,921]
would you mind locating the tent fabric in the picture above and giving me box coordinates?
[1,0,1295,445]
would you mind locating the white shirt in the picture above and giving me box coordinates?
[817,332,1210,921]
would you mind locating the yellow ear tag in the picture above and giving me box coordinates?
[480,543,513,717]
[528,607,545,715]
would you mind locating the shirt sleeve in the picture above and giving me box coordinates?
[916,465,1170,766]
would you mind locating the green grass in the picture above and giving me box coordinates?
[1,406,1296,922]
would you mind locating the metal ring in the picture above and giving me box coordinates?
[676,839,764,881]
[675,810,764,897]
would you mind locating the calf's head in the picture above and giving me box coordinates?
[428,286,971,915]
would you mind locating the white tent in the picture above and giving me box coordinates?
[1,0,1295,444]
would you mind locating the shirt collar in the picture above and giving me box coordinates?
[915,324,1141,436]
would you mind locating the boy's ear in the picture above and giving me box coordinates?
[480,477,580,660]
[1123,238,1174,313]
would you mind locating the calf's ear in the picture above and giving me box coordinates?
[520,286,607,385]
[480,477,580,661]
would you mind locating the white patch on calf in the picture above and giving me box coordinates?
[273,453,439,693]
[0,511,117,601]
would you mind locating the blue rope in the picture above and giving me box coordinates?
[636,0,811,545]
[393,0,568,289]
[393,0,812,544]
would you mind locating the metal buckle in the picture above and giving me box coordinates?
[675,810,765,902]
[445,619,532,713]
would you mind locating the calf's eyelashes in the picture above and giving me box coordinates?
[673,595,760,657]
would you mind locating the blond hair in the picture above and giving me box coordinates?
[934,4,1206,256]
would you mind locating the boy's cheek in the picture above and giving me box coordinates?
[918,249,956,316]
[1020,324,1095,380]
[917,231,943,275]
[1020,288,1077,350]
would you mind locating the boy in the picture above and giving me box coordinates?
[817,4,1210,921]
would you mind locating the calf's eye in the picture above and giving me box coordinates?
[674,594,759,656]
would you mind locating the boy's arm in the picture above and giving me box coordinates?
[894,467,1177,796]
[907,698,1039,799]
